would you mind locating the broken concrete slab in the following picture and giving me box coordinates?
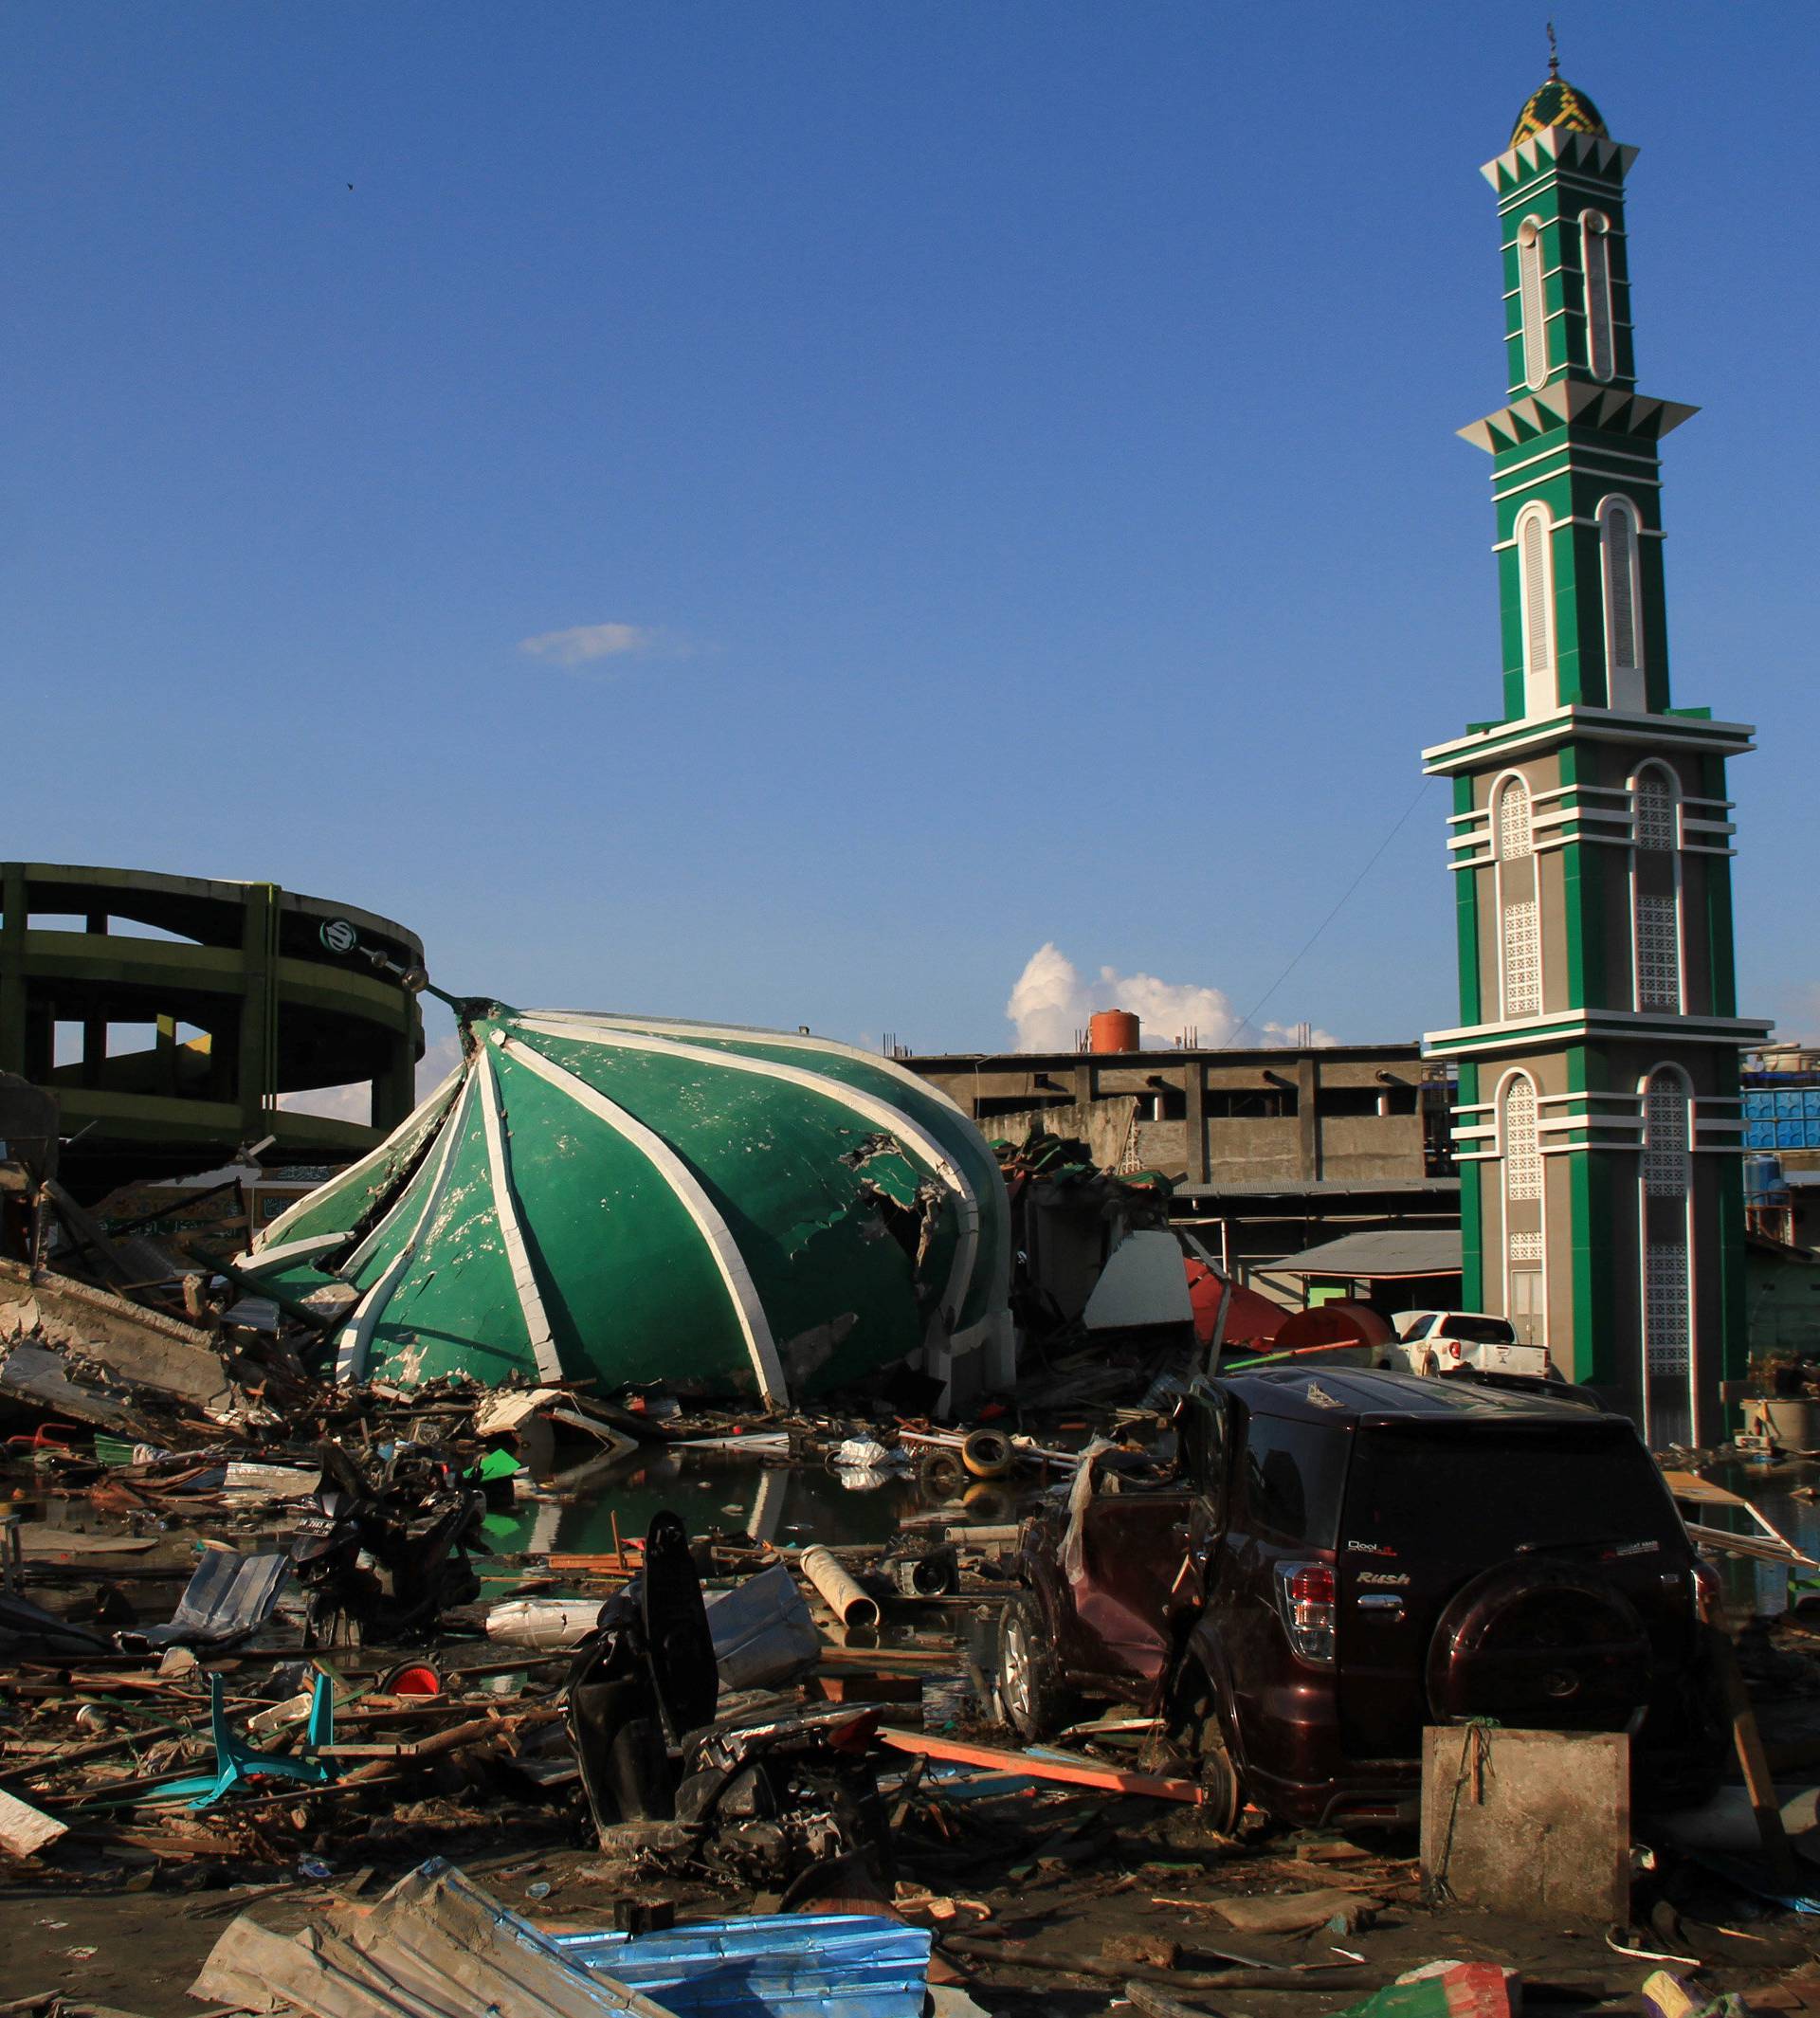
[0,1257,234,1414]
[1421,1724,1629,1922]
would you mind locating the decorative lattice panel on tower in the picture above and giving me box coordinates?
[1504,1078,1542,1200]
[1635,778,1675,852]
[1636,895,1680,1010]
[1502,900,1541,1016]
[1645,1243,1691,1373]
[1499,782,1533,860]
[1644,1074,1690,1195]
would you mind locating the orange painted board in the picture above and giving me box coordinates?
[876,1726,1205,1805]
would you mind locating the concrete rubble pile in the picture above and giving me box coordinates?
[6,1126,1820,2015]
[1,1340,1819,2018]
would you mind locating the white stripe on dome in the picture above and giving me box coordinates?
[333,1068,478,1382]
[478,1044,563,1383]
[255,1062,464,1255]
[495,1033,789,1406]
[523,1009,974,1120]
[234,1232,347,1274]
[514,1014,981,1333]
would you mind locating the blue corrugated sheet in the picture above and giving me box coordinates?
[556,1914,930,2018]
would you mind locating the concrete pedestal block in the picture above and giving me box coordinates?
[1421,1725,1630,1923]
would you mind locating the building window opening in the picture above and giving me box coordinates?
[1581,210,1615,381]
[1518,217,1549,390]
[974,1093,1074,1121]
[1204,1088,1297,1118]
[1600,496,1645,710]
[1515,503,1556,715]
[1317,1084,1418,1118]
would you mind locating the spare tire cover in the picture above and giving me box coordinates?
[1427,1560,1651,1731]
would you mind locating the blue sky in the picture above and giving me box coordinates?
[7,3,1816,1076]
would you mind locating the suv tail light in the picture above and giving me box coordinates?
[1447,1340,1462,1360]
[1690,1555,1723,1625]
[1274,1560,1337,1663]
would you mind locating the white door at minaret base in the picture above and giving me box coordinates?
[1509,1264,1543,1346]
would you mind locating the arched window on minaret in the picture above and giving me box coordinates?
[1517,217,1549,390]
[1630,764,1683,1012]
[1514,503,1556,716]
[1581,210,1615,381]
[1496,775,1541,1019]
[1501,1070,1545,1344]
[1599,495,1646,711]
[1639,1064,1694,1447]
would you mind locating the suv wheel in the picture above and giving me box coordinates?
[998,1592,1075,1742]
[1168,1663,1243,1832]
[1193,1713,1243,1833]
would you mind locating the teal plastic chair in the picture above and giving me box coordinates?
[153,1671,337,1809]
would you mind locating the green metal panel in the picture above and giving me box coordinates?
[519,1027,931,1389]
[246,1005,1012,1401]
[1458,1060,1484,1311]
[1453,775,1483,1028]
[366,1073,538,1387]
[668,1029,1006,1332]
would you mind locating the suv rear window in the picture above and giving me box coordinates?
[1342,1421,1680,1561]
[1437,1315,1517,1345]
[1240,1411,1349,1546]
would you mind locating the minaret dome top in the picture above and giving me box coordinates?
[1510,74,1609,144]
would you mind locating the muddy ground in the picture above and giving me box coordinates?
[7,1759,1820,2017]
[10,1458,1820,2014]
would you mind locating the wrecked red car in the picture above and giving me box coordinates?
[1001,1365,1726,1828]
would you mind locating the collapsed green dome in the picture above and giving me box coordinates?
[1511,76,1608,145]
[239,1004,1011,1405]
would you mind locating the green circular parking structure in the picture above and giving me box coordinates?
[0,862,425,1195]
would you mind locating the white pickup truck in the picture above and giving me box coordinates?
[1384,1310,1555,1379]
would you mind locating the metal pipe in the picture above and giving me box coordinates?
[799,1545,880,1628]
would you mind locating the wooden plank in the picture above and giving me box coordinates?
[877,1727,1206,1805]
[0,1785,68,1858]
[1713,1630,1800,1890]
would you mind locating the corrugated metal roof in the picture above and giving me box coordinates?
[1264,1228,1464,1279]
[1171,1178,1460,1202]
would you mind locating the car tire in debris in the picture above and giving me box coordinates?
[1427,1559,1652,1731]
[997,1591,1076,1743]
[1167,1660,1243,1832]
[918,1447,968,1497]
[962,1428,1013,1481]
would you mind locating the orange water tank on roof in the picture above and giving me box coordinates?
[1088,1009,1140,1054]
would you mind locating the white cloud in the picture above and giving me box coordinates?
[1006,942,1336,1052]
[519,621,656,669]
[415,1032,463,1097]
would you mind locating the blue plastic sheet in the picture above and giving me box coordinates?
[556,1913,931,2018]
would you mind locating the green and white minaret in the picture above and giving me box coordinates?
[1420,68,1769,1447]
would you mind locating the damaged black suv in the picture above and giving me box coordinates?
[1003,1366,1726,1829]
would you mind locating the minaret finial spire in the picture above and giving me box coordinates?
[1546,21,1559,78]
